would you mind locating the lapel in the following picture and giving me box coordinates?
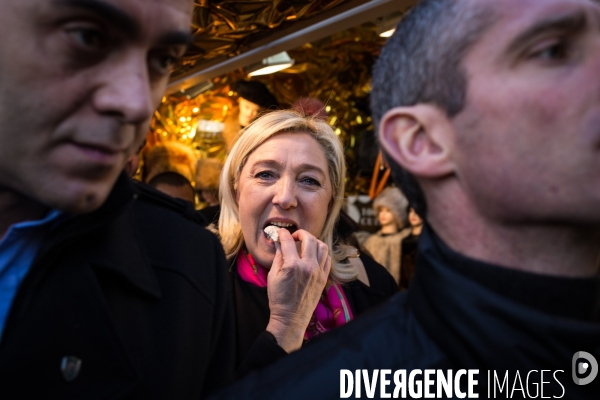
[0,174,159,398]
[83,196,161,299]
[37,173,161,299]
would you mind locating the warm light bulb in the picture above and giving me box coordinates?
[248,63,294,77]
[379,29,395,38]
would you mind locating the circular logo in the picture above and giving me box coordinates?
[572,351,598,386]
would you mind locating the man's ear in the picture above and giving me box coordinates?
[378,104,455,179]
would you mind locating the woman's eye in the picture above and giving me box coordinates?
[300,177,321,187]
[255,171,274,179]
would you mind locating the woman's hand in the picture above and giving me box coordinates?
[266,228,332,353]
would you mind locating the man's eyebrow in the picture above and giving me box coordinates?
[157,31,194,47]
[52,0,141,39]
[506,10,588,54]
[52,0,193,46]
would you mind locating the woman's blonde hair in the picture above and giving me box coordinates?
[217,109,357,282]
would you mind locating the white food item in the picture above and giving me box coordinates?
[264,225,281,242]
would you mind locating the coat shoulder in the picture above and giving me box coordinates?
[131,180,207,226]
[128,180,226,284]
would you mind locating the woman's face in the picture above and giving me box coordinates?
[237,132,333,268]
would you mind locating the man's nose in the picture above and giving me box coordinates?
[92,53,155,125]
[272,178,297,209]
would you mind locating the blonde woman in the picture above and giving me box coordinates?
[216,110,397,372]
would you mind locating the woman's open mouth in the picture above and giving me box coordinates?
[263,221,299,239]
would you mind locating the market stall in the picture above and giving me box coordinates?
[143,0,416,228]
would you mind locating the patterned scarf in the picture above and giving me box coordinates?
[237,249,354,341]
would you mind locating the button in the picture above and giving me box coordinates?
[61,356,82,382]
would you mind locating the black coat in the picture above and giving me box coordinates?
[0,175,235,399]
[230,252,398,375]
[212,225,600,399]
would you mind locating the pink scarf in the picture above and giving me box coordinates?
[237,250,354,341]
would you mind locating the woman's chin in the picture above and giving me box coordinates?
[249,239,275,268]
[253,253,274,269]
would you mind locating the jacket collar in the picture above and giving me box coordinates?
[41,173,161,298]
[409,224,600,371]
[0,173,159,396]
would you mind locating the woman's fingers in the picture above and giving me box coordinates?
[277,228,300,262]
[317,241,329,270]
[290,229,319,264]
[266,230,333,353]
[323,255,332,277]
[279,229,330,274]
[270,240,284,275]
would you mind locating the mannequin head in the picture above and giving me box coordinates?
[378,206,398,234]
[238,98,263,127]
[372,187,409,234]
[232,80,278,127]
[408,207,423,235]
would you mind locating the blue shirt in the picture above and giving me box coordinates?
[0,209,62,339]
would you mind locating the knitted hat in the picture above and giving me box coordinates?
[195,158,223,190]
[144,142,197,185]
[373,187,409,229]
[232,80,279,109]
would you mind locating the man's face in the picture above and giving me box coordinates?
[452,0,600,223]
[0,0,193,213]
[238,98,263,127]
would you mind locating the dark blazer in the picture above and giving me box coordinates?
[230,252,398,375]
[0,175,234,399]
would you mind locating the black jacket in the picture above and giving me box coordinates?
[0,175,234,399]
[212,225,600,399]
[231,252,398,375]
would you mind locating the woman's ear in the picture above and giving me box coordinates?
[378,104,456,179]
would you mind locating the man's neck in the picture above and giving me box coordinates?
[429,211,600,278]
[0,188,48,240]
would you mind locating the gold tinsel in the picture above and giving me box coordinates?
[152,21,388,194]
[173,0,348,79]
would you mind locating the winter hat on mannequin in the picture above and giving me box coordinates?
[373,187,409,230]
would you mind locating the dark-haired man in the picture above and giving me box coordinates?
[0,0,233,397]
[211,0,600,398]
